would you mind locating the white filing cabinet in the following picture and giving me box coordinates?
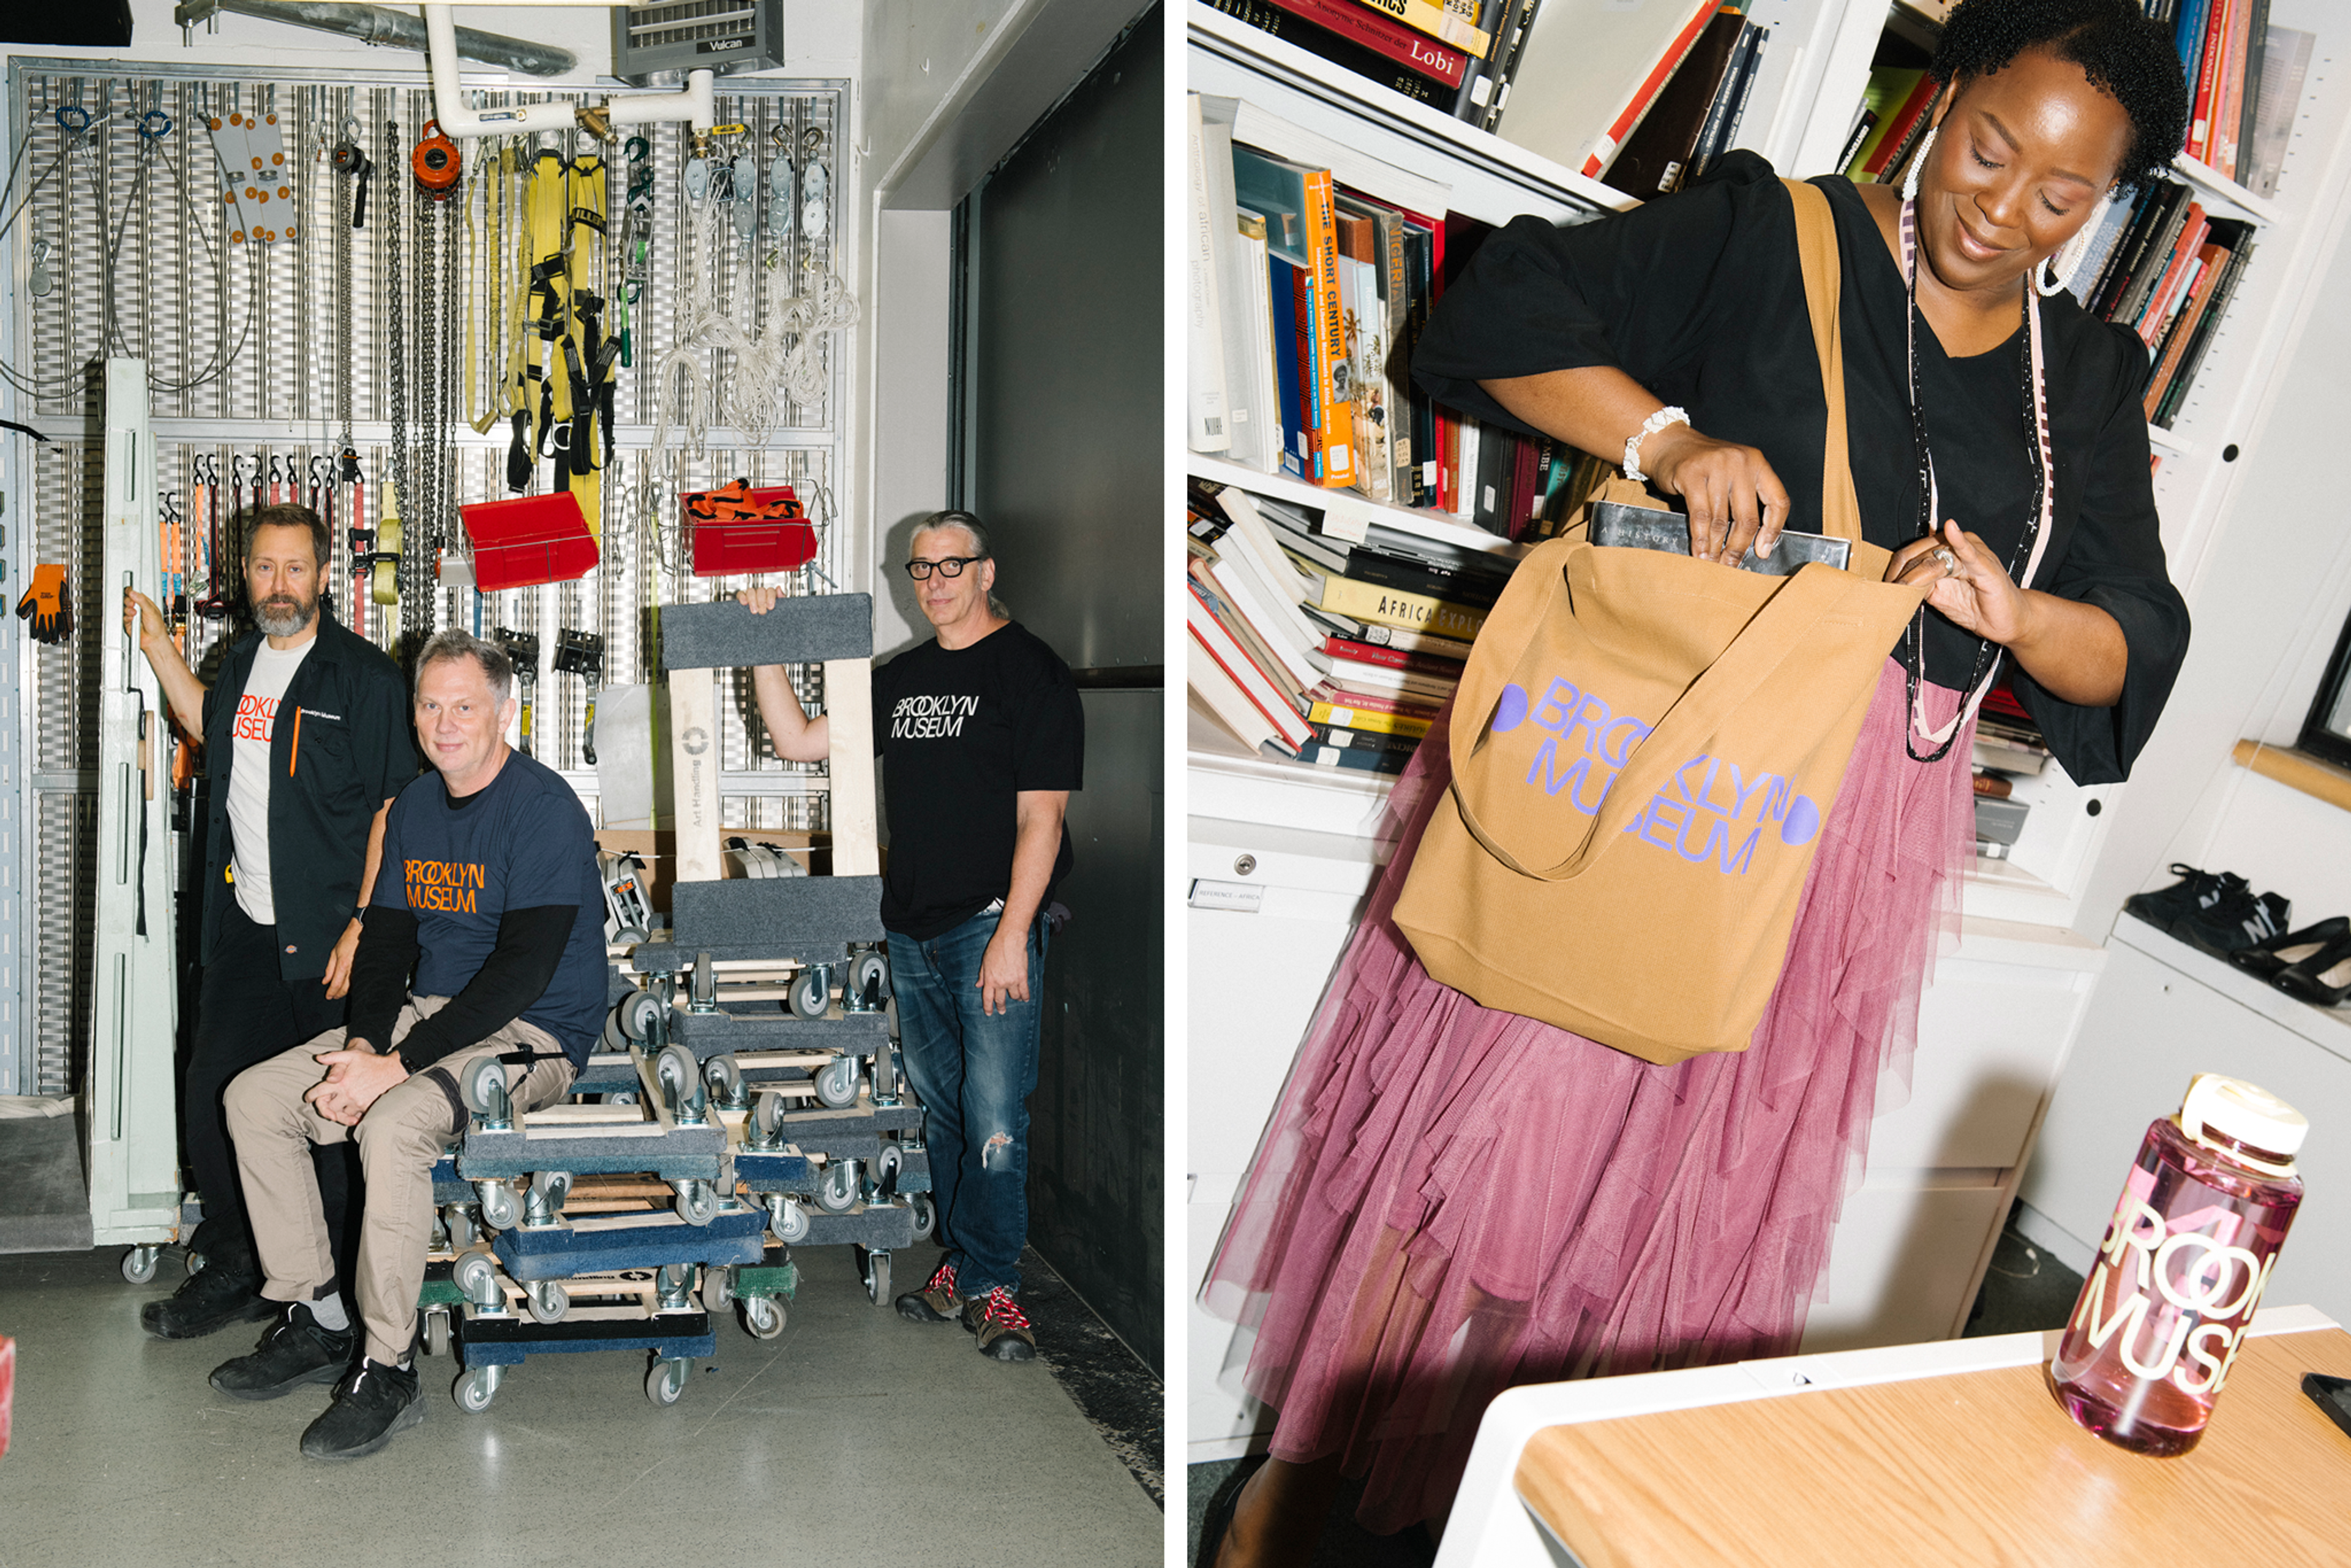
[1185,750,2108,1457]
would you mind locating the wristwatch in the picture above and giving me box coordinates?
[1622,405,1690,484]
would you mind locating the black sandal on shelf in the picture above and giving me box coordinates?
[2229,914,2350,979]
[2271,929,2351,1007]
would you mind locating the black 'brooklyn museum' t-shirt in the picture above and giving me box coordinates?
[872,621,1085,940]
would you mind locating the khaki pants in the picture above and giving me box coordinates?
[225,996,576,1365]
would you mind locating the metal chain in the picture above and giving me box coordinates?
[408,188,436,634]
[335,130,353,456]
[384,117,408,536]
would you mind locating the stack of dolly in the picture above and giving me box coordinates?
[407,591,927,1410]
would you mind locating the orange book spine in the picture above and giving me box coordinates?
[1302,167,1357,488]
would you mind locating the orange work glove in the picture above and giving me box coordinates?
[14,563,70,645]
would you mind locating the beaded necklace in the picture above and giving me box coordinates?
[1897,193,2058,763]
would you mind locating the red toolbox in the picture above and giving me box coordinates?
[685,481,819,577]
[460,492,599,592]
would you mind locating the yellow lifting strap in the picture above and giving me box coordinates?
[564,154,610,538]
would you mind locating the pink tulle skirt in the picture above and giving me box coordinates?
[1201,656,1978,1534]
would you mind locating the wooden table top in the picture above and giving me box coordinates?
[1515,1327,2351,1567]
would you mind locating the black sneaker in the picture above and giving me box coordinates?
[2174,881,2289,958]
[208,1304,356,1401]
[2123,864,2238,931]
[140,1253,275,1341]
[300,1358,424,1461]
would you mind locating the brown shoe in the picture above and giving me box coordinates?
[894,1259,961,1324]
[964,1285,1037,1361]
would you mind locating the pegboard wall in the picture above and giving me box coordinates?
[2,61,859,1095]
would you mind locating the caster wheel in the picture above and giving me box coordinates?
[454,1364,501,1414]
[675,1180,718,1226]
[863,1248,891,1307]
[444,1204,481,1250]
[910,1193,936,1240]
[753,1089,787,1146]
[740,1294,787,1340]
[813,1054,860,1109]
[528,1169,572,1213]
[703,1052,743,1106]
[656,1042,700,1108]
[527,1280,569,1325]
[787,965,830,1019]
[121,1247,160,1285]
[700,1265,735,1315]
[816,1160,858,1214]
[770,1198,811,1244]
[613,925,648,947]
[646,1358,689,1407]
[618,988,664,1042]
[424,1308,450,1359]
[454,1247,502,1308]
[476,1181,520,1232]
[604,1090,639,1107]
[848,948,890,1005]
[461,1054,508,1119]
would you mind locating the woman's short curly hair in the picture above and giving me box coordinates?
[1932,0,2189,190]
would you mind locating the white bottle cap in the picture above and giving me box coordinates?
[2181,1073,2306,1174]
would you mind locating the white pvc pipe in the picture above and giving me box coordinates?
[422,4,714,143]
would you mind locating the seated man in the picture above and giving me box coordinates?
[212,628,607,1460]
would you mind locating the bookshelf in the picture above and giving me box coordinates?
[1186,0,2351,1459]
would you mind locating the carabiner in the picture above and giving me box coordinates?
[138,109,173,143]
[54,105,89,135]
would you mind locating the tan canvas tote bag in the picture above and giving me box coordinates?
[1392,180,1930,1064]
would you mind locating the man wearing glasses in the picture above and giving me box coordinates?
[740,510,1082,1360]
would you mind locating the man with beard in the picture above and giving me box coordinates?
[123,504,416,1340]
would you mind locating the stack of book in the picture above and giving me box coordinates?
[1199,2,1770,180]
[2064,179,2257,427]
[2164,0,2305,190]
[1185,478,1505,774]
[1840,66,1938,187]
[1188,91,1618,538]
[1970,682,2047,860]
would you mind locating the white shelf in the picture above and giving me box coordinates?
[1188,2,1633,226]
[1191,452,1528,560]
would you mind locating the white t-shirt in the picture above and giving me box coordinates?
[227,637,315,926]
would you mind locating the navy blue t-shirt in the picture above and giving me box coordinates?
[370,752,606,1066]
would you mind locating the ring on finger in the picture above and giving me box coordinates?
[1932,546,1957,577]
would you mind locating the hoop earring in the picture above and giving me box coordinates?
[2038,188,2118,298]
[1901,124,1938,201]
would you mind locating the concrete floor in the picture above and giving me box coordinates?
[1,1240,1161,1568]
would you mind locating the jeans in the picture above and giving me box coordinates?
[888,907,1046,1299]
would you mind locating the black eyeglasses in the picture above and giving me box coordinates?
[904,556,984,580]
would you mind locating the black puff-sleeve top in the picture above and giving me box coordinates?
[1412,151,2189,785]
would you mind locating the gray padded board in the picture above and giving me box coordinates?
[672,1010,890,1056]
[659,594,872,669]
[795,1202,917,1251]
[642,874,886,963]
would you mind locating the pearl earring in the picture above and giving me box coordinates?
[1901,123,1938,201]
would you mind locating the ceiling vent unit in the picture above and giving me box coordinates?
[612,1,785,88]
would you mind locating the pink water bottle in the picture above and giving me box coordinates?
[2047,1074,2306,1455]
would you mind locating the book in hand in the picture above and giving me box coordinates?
[1586,501,1853,574]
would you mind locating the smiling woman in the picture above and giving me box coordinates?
[1194,2,2196,1561]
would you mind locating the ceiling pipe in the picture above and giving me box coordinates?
[422,4,714,144]
[173,1,577,78]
